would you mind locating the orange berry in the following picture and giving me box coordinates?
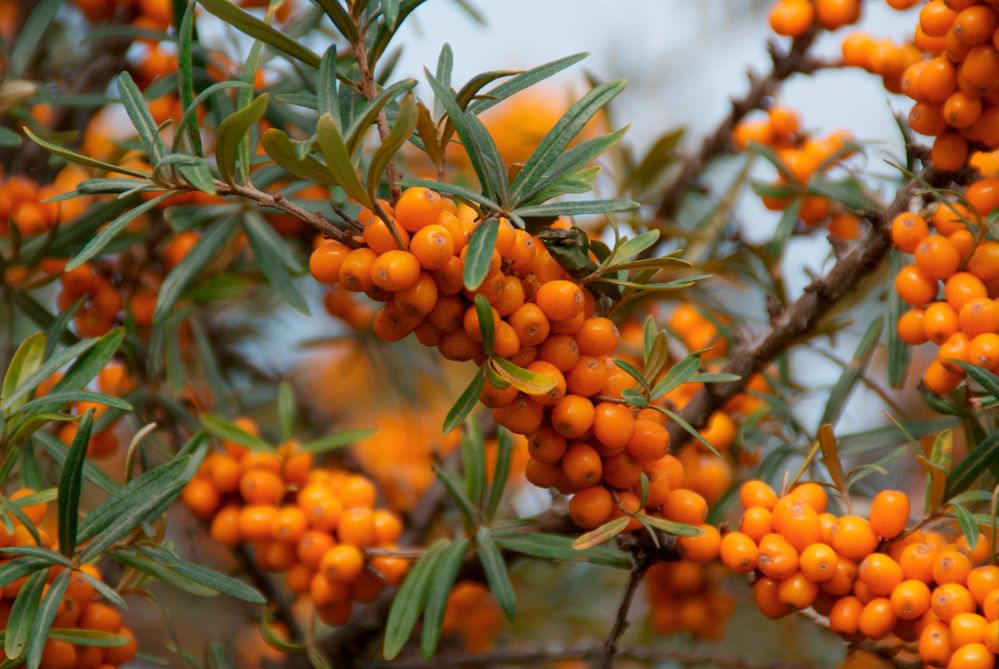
[897,264,940,306]
[410,224,455,270]
[946,643,994,669]
[754,576,793,619]
[919,621,953,667]
[320,544,364,582]
[891,579,933,620]
[740,506,774,542]
[664,489,709,526]
[858,597,897,639]
[934,550,973,585]
[967,566,999,604]
[777,571,819,609]
[829,595,863,635]
[309,241,350,284]
[719,531,758,573]
[870,490,910,539]
[561,442,603,489]
[757,535,800,580]
[739,480,779,510]
[551,395,595,438]
[916,235,962,280]
[678,524,721,563]
[370,250,421,291]
[960,297,999,336]
[800,543,839,582]
[569,486,614,529]
[893,212,930,253]
[769,0,815,38]
[181,478,220,519]
[535,280,584,322]
[270,506,308,544]
[831,515,879,559]
[933,583,977,621]
[860,553,905,596]
[898,308,929,345]
[395,187,443,233]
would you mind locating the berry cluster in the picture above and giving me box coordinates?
[769,0,862,38]
[891,180,999,393]
[0,168,90,239]
[180,419,410,627]
[722,481,999,668]
[732,107,862,239]
[0,491,137,669]
[645,561,735,640]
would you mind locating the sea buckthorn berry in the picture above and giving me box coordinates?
[959,298,999,336]
[339,248,377,292]
[920,621,953,667]
[739,480,779,510]
[310,241,350,284]
[858,597,897,639]
[395,187,443,232]
[321,544,364,582]
[371,250,421,292]
[933,133,969,172]
[896,267,937,308]
[561,442,602,488]
[944,91,983,128]
[591,402,636,453]
[829,595,863,635]
[625,419,669,462]
[985,619,999,654]
[916,235,962,280]
[860,554,904,596]
[551,395,595,438]
[788,482,828,513]
[898,308,929,344]
[664,489,709,526]
[182,478,220,519]
[969,333,999,370]
[870,490,910,539]
[338,507,376,546]
[924,358,964,394]
[891,579,932,620]
[602,453,642,489]
[757,535,800,580]
[968,241,999,282]
[240,469,284,505]
[297,531,335,569]
[410,224,454,270]
[892,212,930,253]
[985,590,999,621]
[740,506,774,542]
[270,506,308,544]
[569,486,614,529]
[939,332,971,371]
[777,571,819,609]
[946,273,989,312]
[932,583,976,621]
[831,515,879,559]
[946,643,994,669]
[823,557,859,596]
[537,334,581,372]
[933,550,973,585]
[800,543,839,582]
[967,566,999,604]
[508,303,550,347]
[535,280,584,322]
[678,524,721,563]
[951,612,989,647]
[769,0,815,38]
[780,502,822,552]
[719,531,758,574]
[921,1,958,37]
[754,576,793,619]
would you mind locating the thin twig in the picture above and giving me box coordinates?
[666,163,947,451]
[601,562,647,669]
[654,29,820,221]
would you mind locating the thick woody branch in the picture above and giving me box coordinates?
[666,164,945,450]
[654,30,821,220]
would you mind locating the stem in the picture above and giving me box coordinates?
[600,562,647,669]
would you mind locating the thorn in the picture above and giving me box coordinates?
[766,294,783,321]
[272,192,283,202]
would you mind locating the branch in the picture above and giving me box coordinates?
[600,561,646,669]
[654,30,820,220]
[666,163,946,451]
[360,642,811,669]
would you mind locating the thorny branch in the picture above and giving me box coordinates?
[666,163,947,451]
[654,29,822,221]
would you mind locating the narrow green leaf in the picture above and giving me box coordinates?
[476,527,515,620]
[887,251,911,389]
[819,316,883,427]
[176,0,202,155]
[117,72,167,164]
[57,410,92,557]
[433,466,478,527]
[463,218,499,291]
[492,530,630,568]
[638,515,704,537]
[513,199,639,218]
[243,213,310,314]
[571,516,629,550]
[383,539,449,660]
[317,45,339,121]
[66,193,173,271]
[485,427,512,521]
[47,629,128,648]
[490,356,558,396]
[263,128,340,186]
[154,217,238,323]
[216,93,268,183]
[365,95,417,200]
[467,53,588,115]
[311,0,358,41]
[650,355,700,400]
[25,570,70,669]
[420,538,469,660]
[315,113,371,206]
[199,413,271,451]
[22,128,152,179]
[10,0,61,77]
[344,79,418,156]
[951,504,980,551]
[442,372,484,435]
[300,428,376,453]
[433,43,454,118]
[136,545,266,603]
[198,0,321,66]
[474,294,496,356]
[946,431,999,499]
[1,333,45,410]
[6,570,45,659]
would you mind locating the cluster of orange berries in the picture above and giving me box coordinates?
[440,581,504,654]
[733,107,861,239]
[180,418,410,627]
[0,491,136,669]
[0,168,90,238]
[858,0,999,171]
[769,0,862,38]
[714,481,999,668]
[645,560,735,640]
[890,180,999,394]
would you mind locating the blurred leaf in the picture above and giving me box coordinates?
[461,417,486,508]
[485,428,512,521]
[154,217,238,323]
[216,93,268,184]
[2,333,45,412]
[946,430,999,500]
[887,251,911,389]
[25,570,70,669]
[628,127,684,195]
[300,428,376,453]
[817,423,847,501]
[420,537,469,660]
[493,530,630,568]
[650,354,700,400]
[10,0,61,77]
[513,199,639,218]
[23,128,151,179]
[47,629,128,647]
[951,504,979,551]
[243,213,309,314]
[467,52,587,115]
[200,413,271,451]
[5,569,45,659]
[572,516,629,550]
[65,193,173,271]
[638,515,703,537]
[198,0,320,66]
[770,197,802,258]
[383,539,449,660]
[476,527,515,620]
[953,360,999,399]
[57,410,92,557]
[344,78,418,156]
[808,176,878,211]
[136,545,266,603]
[433,466,478,528]
[819,316,883,427]
[311,0,358,41]
[365,94,417,200]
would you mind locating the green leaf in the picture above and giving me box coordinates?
[571,516,629,550]
[1,338,101,413]
[461,417,486,508]
[65,193,174,271]
[154,217,238,323]
[819,316,883,427]
[521,127,627,202]
[420,537,469,660]
[300,428,376,453]
[490,356,558,396]
[0,557,48,588]
[22,128,152,179]
[25,570,70,669]
[650,355,700,400]
[951,504,980,551]
[198,0,320,67]
[462,218,499,291]
[242,213,310,314]
[47,629,128,648]
[887,251,910,389]
[433,466,478,527]
[485,427,512,521]
[467,52,588,115]
[652,405,721,457]
[176,0,202,155]
[57,410,92,557]
[177,160,217,195]
[10,0,61,77]
[117,72,167,164]
[77,456,192,561]
[0,127,22,148]
[442,372,484,435]
[278,381,295,442]
[6,568,45,659]
[474,294,496,356]
[136,545,266,603]
[315,113,371,206]
[807,176,878,211]
[638,515,704,537]
[383,539,449,660]
[344,79,418,156]
[110,549,219,597]
[366,95,417,201]
[174,81,254,151]
[433,43,454,118]
[216,93,268,183]
[311,0,358,41]
[317,45,339,121]
[35,433,118,495]
[476,527,515,619]
[510,81,625,202]
[770,197,803,258]
[953,360,999,399]
[603,230,661,269]
[49,328,125,399]
[2,333,45,411]
[946,431,999,499]
[492,530,630,568]
[513,199,639,218]
[200,413,271,451]
[262,128,340,186]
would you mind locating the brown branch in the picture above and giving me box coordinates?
[654,30,820,221]
[361,642,810,669]
[666,163,947,451]
[600,561,646,669]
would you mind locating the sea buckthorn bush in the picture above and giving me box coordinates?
[0,0,998,668]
